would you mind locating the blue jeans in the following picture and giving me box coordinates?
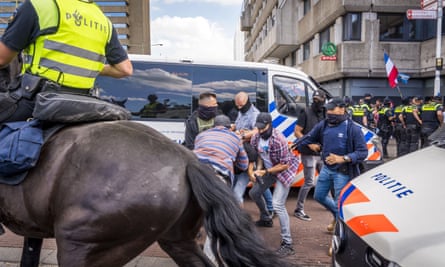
[233,172,273,211]
[313,166,349,218]
[249,173,293,244]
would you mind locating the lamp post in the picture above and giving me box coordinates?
[151,43,163,56]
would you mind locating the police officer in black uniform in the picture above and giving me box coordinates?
[420,96,444,147]
[377,97,395,158]
[393,97,407,157]
[361,93,374,131]
[399,96,422,155]
[350,99,368,127]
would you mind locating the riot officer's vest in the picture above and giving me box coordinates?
[394,104,404,124]
[377,107,391,128]
[351,105,365,124]
[420,103,442,124]
[402,105,418,125]
[23,0,112,89]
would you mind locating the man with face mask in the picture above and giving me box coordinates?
[249,112,300,256]
[232,92,274,216]
[292,90,326,221]
[297,97,367,255]
[184,92,219,149]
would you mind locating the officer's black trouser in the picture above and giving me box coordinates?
[20,237,43,267]
[378,128,392,157]
[400,125,420,155]
[420,124,439,148]
[393,124,404,157]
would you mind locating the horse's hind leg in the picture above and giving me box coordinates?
[158,238,215,267]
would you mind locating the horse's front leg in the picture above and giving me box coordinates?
[20,237,43,267]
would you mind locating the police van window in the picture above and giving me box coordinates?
[272,75,307,117]
[95,61,192,120]
[191,66,267,121]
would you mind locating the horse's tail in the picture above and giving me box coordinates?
[186,161,294,267]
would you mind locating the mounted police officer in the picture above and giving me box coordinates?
[399,96,422,155]
[420,96,444,147]
[377,97,395,158]
[0,0,133,248]
[0,0,133,123]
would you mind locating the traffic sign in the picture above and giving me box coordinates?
[421,0,445,10]
[406,9,437,19]
[421,0,437,9]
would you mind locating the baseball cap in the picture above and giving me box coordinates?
[214,115,232,128]
[312,90,326,100]
[364,93,372,98]
[324,97,346,110]
[255,112,272,130]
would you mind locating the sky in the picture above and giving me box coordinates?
[150,0,243,61]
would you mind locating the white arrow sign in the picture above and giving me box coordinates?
[421,0,445,10]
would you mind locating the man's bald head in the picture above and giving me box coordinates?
[235,91,249,109]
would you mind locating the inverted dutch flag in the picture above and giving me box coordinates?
[384,52,399,88]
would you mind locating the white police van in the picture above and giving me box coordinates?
[95,54,382,186]
[332,127,445,266]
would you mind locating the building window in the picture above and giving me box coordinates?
[319,27,330,53]
[343,13,361,41]
[379,14,424,41]
[303,0,311,15]
[303,41,311,61]
[96,1,127,6]
[104,12,127,17]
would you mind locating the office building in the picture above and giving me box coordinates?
[240,0,445,100]
[0,0,150,54]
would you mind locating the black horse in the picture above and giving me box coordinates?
[0,121,293,267]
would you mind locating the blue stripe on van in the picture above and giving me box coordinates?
[269,101,276,112]
[363,131,373,142]
[272,115,287,128]
[282,121,296,138]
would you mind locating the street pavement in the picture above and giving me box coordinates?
[0,139,396,267]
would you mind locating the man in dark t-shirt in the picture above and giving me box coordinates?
[292,90,326,221]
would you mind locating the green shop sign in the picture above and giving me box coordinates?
[321,42,337,61]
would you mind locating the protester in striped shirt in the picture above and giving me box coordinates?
[193,115,249,186]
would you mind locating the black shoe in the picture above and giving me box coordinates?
[0,225,5,235]
[276,241,295,256]
[255,219,273,228]
[294,210,312,221]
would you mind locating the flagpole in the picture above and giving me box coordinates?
[396,85,403,99]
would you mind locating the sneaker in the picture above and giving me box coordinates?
[327,219,336,233]
[276,241,295,256]
[294,210,312,221]
[254,219,273,228]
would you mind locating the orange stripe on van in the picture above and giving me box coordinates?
[367,151,381,161]
[347,214,399,237]
[342,187,370,206]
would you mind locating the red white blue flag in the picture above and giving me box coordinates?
[384,52,399,88]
